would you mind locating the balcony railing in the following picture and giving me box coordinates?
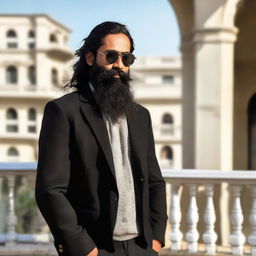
[0,163,256,256]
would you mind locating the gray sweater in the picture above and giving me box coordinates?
[103,115,139,241]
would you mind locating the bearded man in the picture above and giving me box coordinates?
[35,21,167,256]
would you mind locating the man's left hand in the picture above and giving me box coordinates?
[152,239,161,252]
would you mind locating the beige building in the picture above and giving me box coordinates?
[131,56,182,170]
[0,14,183,169]
[0,14,73,162]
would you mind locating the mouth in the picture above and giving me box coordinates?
[114,74,120,78]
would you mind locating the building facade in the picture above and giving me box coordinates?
[131,56,182,170]
[0,14,183,169]
[0,14,73,162]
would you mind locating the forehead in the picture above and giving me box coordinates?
[100,33,131,52]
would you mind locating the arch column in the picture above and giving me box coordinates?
[193,27,237,170]
[181,37,195,169]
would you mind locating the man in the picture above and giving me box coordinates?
[35,21,167,256]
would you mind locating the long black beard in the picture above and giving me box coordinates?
[89,65,134,123]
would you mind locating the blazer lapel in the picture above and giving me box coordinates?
[126,104,145,175]
[79,90,116,180]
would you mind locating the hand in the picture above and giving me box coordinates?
[152,239,161,252]
[87,247,98,256]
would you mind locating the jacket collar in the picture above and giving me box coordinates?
[78,85,144,180]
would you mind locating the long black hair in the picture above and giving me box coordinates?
[65,21,135,91]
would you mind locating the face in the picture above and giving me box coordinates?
[87,33,134,123]
[86,33,131,76]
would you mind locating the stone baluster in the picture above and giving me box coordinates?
[186,184,199,253]
[169,184,183,251]
[248,186,256,256]
[202,184,217,254]
[229,185,245,255]
[6,175,17,245]
[0,177,4,234]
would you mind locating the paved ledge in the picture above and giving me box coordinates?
[159,244,252,256]
[0,244,57,256]
[0,244,252,256]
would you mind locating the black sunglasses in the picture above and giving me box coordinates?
[97,50,136,67]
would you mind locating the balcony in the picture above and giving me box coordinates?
[0,163,256,255]
[132,82,182,101]
[0,84,65,100]
[45,45,73,62]
[153,124,182,142]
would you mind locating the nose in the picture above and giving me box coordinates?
[113,55,124,69]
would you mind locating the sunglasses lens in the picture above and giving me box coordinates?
[104,51,136,66]
[122,53,135,66]
[106,51,119,64]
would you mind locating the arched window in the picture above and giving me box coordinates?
[6,66,18,84]
[7,147,19,161]
[28,108,36,120]
[7,108,17,119]
[28,66,36,85]
[7,30,18,48]
[28,30,35,49]
[28,30,35,38]
[161,113,174,135]
[160,146,174,168]
[28,108,37,133]
[162,113,173,124]
[50,33,57,43]
[6,108,18,132]
[51,68,58,86]
[160,146,173,160]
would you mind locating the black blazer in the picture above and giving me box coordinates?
[35,87,167,256]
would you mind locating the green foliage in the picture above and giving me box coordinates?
[15,179,37,233]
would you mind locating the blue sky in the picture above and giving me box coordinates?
[0,0,180,57]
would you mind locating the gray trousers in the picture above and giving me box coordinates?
[98,238,159,256]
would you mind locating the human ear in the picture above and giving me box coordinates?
[85,52,94,66]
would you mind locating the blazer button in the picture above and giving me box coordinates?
[140,177,144,182]
[58,248,64,253]
[58,244,63,249]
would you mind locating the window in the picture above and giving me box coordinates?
[50,33,57,43]
[63,35,68,45]
[51,68,58,86]
[28,108,37,133]
[160,146,173,168]
[28,66,36,85]
[161,113,174,135]
[7,30,18,48]
[162,113,173,124]
[7,147,19,161]
[6,108,18,132]
[7,66,18,84]
[162,75,174,84]
[28,30,35,49]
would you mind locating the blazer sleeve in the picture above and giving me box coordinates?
[35,101,96,256]
[146,110,168,247]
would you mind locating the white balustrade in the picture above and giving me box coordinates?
[169,184,183,250]
[248,186,256,256]
[164,169,256,256]
[0,164,256,256]
[5,175,17,245]
[229,185,246,255]
[203,184,217,254]
[186,184,199,253]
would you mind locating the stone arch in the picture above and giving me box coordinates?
[233,0,256,169]
[248,93,256,170]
